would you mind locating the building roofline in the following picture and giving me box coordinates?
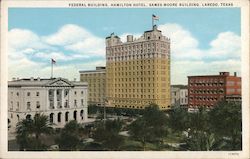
[187,75,241,78]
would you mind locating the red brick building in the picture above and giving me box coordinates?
[188,72,241,108]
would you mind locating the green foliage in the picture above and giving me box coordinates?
[208,101,242,150]
[168,101,242,151]
[128,104,168,150]
[167,107,189,132]
[16,114,53,150]
[56,120,83,150]
[188,107,210,132]
[184,131,226,151]
[92,119,124,150]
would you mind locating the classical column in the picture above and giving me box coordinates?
[61,111,65,126]
[61,89,65,109]
[46,89,50,110]
[54,89,57,109]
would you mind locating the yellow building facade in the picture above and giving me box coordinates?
[79,67,106,107]
[106,25,171,110]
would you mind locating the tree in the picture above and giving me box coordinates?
[209,101,242,150]
[167,107,189,133]
[184,131,226,151]
[128,104,168,150]
[56,120,83,150]
[188,107,210,132]
[92,119,124,150]
[16,114,53,150]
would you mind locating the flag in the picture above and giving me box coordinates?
[51,58,56,64]
[152,14,159,21]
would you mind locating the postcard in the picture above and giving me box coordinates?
[0,0,249,158]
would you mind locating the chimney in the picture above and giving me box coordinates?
[74,78,76,82]
[37,77,40,81]
[127,35,133,42]
[30,77,34,81]
[234,72,237,77]
[12,77,16,81]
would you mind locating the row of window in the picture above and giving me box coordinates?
[114,105,170,109]
[48,89,85,97]
[112,77,168,82]
[112,94,167,99]
[10,91,39,97]
[189,83,225,87]
[190,90,224,94]
[189,79,224,83]
[107,42,168,53]
[89,93,105,97]
[107,54,168,61]
[49,99,85,109]
[108,82,169,88]
[189,97,219,101]
[88,84,105,88]
[112,59,169,65]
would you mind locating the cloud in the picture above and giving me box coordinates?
[157,23,241,84]
[171,59,241,84]
[9,29,52,50]
[158,23,241,62]
[8,23,241,85]
[38,60,106,81]
[34,51,90,61]
[43,24,105,56]
[8,25,106,80]
[208,31,241,59]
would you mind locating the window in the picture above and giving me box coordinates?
[16,92,19,96]
[36,92,39,96]
[81,99,84,106]
[74,100,77,107]
[36,101,40,109]
[74,91,77,95]
[27,92,30,96]
[27,102,31,110]
[17,102,19,110]
[10,101,13,110]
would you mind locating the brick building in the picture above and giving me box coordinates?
[188,72,241,108]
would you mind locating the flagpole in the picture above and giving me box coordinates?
[152,14,154,28]
[51,59,53,78]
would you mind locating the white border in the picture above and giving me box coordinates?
[0,0,249,158]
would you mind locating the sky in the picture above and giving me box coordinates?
[8,8,241,84]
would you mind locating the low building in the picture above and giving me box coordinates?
[79,67,106,107]
[188,72,241,108]
[171,85,188,108]
[180,87,188,107]
[171,87,180,107]
[8,77,88,132]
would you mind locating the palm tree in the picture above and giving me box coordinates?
[16,114,53,150]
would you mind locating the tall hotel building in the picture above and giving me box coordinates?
[105,25,171,110]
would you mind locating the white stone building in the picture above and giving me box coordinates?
[171,85,188,108]
[180,88,188,107]
[8,77,88,132]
